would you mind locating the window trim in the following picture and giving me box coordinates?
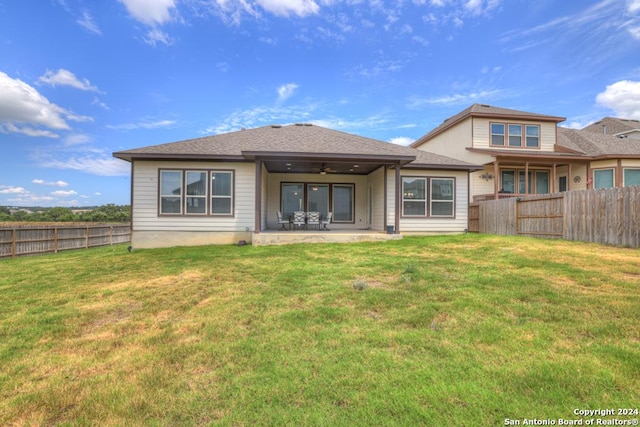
[158,168,235,217]
[490,122,540,149]
[159,169,183,216]
[211,170,235,216]
[185,170,208,216]
[401,176,456,218]
[623,168,640,187]
[402,177,427,217]
[593,168,615,189]
[331,183,355,223]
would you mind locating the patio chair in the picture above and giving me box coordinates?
[292,211,306,231]
[276,211,289,231]
[307,211,321,231]
[321,211,333,231]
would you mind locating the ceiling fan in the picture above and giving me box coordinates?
[319,164,337,175]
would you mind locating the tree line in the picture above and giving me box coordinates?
[0,204,130,223]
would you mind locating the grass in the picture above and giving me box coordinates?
[0,234,639,426]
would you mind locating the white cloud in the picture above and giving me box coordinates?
[0,72,77,138]
[408,89,507,108]
[143,28,174,46]
[255,0,320,17]
[629,26,640,39]
[38,69,101,92]
[32,179,69,187]
[119,0,176,26]
[94,192,102,196]
[277,83,299,101]
[0,185,27,194]
[77,11,102,35]
[629,0,640,13]
[106,119,177,131]
[51,190,78,197]
[595,80,640,119]
[40,155,131,177]
[63,133,92,146]
[389,137,415,146]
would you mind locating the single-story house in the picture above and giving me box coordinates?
[410,104,640,202]
[113,124,481,248]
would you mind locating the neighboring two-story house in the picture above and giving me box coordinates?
[582,117,640,140]
[411,104,640,202]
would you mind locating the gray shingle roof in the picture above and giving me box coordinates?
[411,104,566,148]
[557,127,640,157]
[582,117,640,136]
[113,123,482,170]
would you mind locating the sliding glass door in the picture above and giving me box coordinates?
[280,182,354,224]
[307,184,329,218]
[281,183,304,218]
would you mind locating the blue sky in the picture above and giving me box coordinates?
[1,0,639,207]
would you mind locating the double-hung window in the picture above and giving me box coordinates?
[402,177,455,217]
[211,171,233,215]
[491,123,540,148]
[160,170,183,214]
[159,169,234,216]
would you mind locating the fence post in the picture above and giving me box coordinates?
[110,226,113,246]
[11,228,16,258]
[85,226,89,249]
[54,227,59,253]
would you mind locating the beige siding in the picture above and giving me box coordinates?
[415,118,492,165]
[622,159,640,167]
[590,159,618,169]
[387,169,469,233]
[470,167,497,198]
[132,160,255,232]
[473,118,557,152]
[367,166,386,231]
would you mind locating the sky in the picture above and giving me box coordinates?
[1,0,639,207]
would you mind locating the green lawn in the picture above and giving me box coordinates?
[1,235,639,426]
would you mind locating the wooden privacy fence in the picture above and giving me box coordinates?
[0,224,131,258]
[469,186,640,248]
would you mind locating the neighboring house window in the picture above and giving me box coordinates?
[558,176,568,192]
[430,178,454,217]
[333,184,354,222]
[160,170,183,214]
[158,169,234,216]
[593,169,614,189]
[211,171,234,215]
[491,123,540,148]
[525,125,540,148]
[501,170,515,193]
[624,168,640,186]
[403,177,427,216]
[186,171,207,215]
[508,124,522,147]
[402,177,455,217]
[491,123,505,146]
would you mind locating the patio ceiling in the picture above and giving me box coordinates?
[262,159,384,175]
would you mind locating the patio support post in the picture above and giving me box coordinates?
[568,163,572,190]
[525,162,529,195]
[383,164,388,232]
[493,161,499,199]
[552,163,557,193]
[394,163,401,234]
[254,159,262,234]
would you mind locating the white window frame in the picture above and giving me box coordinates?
[525,125,540,148]
[490,123,505,146]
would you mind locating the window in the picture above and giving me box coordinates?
[535,171,549,194]
[624,168,640,186]
[508,124,522,147]
[491,123,505,146]
[558,176,568,192]
[593,169,614,189]
[431,178,454,217]
[160,170,182,214]
[403,177,426,216]
[501,170,515,193]
[525,125,539,148]
[186,171,207,214]
[333,184,354,222]
[158,169,234,216]
[402,176,455,217]
[491,123,540,148]
[280,183,353,223]
[211,171,233,215]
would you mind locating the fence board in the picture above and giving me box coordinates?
[476,186,640,248]
[0,224,131,258]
